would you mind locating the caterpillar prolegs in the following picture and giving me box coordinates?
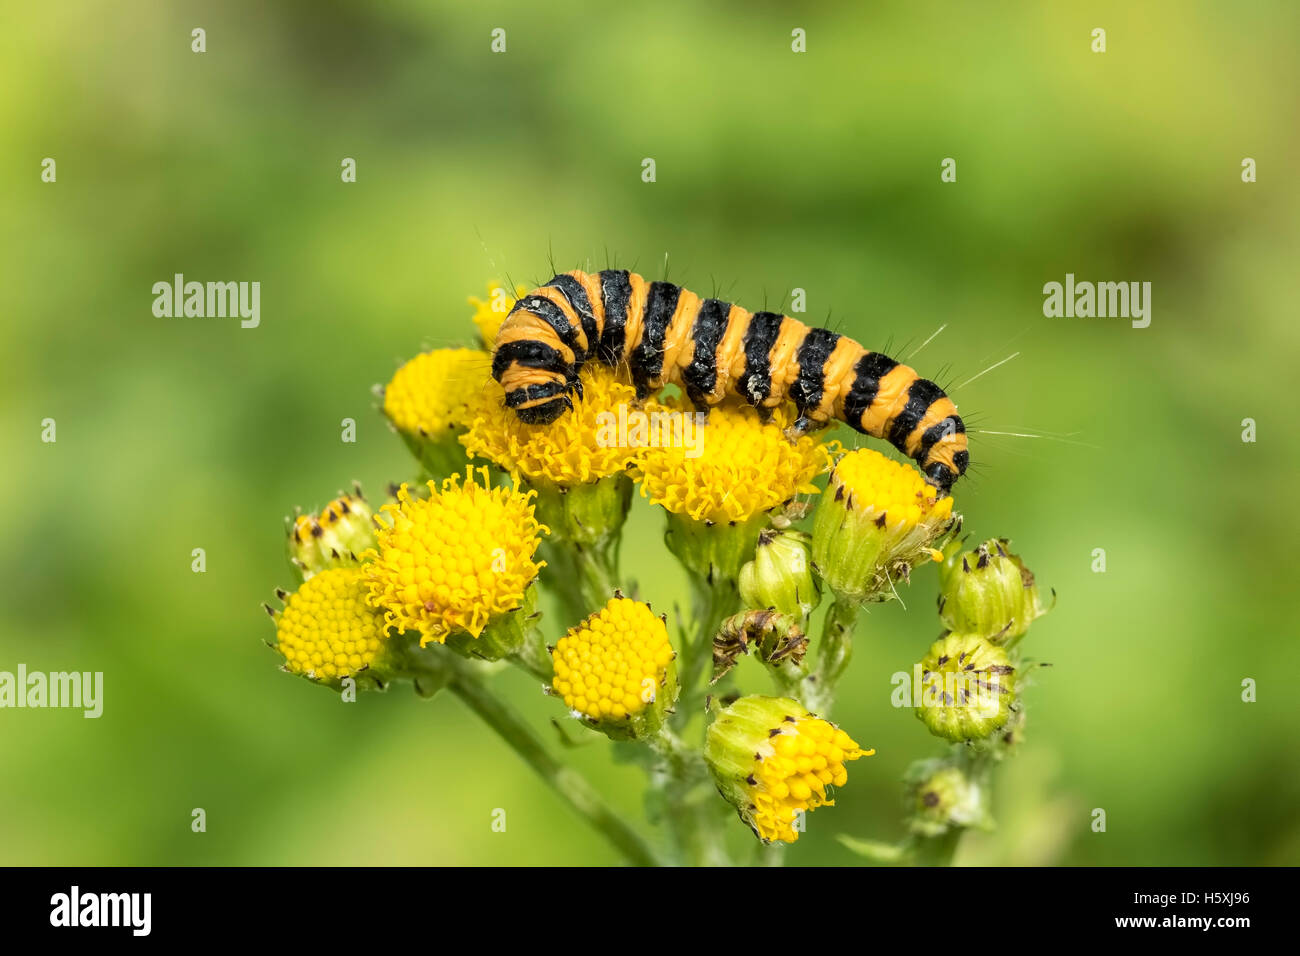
[490,269,969,493]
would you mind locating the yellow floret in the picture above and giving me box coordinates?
[274,567,391,682]
[382,348,491,440]
[831,447,954,533]
[551,597,674,722]
[635,400,832,524]
[364,467,547,644]
[748,716,870,843]
[462,364,642,487]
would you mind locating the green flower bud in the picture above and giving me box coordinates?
[740,529,821,624]
[811,449,957,605]
[286,490,377,580]
[705,696,872,844]
[938,537,1050,646]
[903,758,990,837]
[915,633,1017,742]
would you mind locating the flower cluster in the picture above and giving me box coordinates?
[260,277,1053,866]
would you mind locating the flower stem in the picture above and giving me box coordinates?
[650,727,730,866]
[802,596,862,715]
[677,573,739,720]
[439,655,662,867]
[910,828,962,866]
[540,537,621,624]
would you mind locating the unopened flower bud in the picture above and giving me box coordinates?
[549,597,678,741]
[287,491,377,580]
[938,537,1050,646]
[705,695,872,844]
[903,758,990,837]
[812,449,956,605]
[740,529,821,624]
[916,632,1017,742]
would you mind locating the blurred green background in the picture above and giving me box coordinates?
[3,0,1298,866]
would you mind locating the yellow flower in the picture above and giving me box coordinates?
[364,467,547,644]
[272,567,393,683]
[382,348,490,442]
[812,447,957,604]
[832,447,954,531]
[462,364,641,487]
[550,597,677,738]
[469,281,528,350]
[635,400,832,525]
[706,696,872,844]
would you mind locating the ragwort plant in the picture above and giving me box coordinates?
[263,282,1053,866]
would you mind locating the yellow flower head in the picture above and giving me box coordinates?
[635,400,832,524]
[812,447,957,603]
[831,447,954,533]
[462,364,642,487]
[364,467,547,644]
[272,567,393,683]
[382,348,491,441]
[469,281,528,350]
[551,597,676,726]
[706,696,872,844]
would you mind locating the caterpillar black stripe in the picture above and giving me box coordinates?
[492,269,969,493]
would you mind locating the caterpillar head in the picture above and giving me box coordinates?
[923,447,969,496]
[514,395,573,424]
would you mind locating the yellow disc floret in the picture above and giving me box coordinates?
[462,364,642,487]
[831,447,954,533]
[635,400,832,524]
[551,597,674,722]
[749,715,869,843]
[364,467,547,644]
[383,348,490,440]
[274,567,392,682]
[813,448,958,603]
[706,695,872,844]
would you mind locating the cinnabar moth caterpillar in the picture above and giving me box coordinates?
[491,269,969,493]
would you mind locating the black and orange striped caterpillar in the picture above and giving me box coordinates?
[491,269,969,493]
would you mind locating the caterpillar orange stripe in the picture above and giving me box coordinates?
[490,269,969,493]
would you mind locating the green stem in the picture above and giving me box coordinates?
[532,474,633,625]
[540,537,621,625]
[910,828,962,866]
[677,574,739,720]
[438,655,662,867]
[650,728,730,866]
[802,596,862,715]
[509,621,554,683]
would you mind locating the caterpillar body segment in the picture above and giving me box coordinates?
[491,269,969,493]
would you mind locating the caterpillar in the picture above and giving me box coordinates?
[490,269,969,493]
